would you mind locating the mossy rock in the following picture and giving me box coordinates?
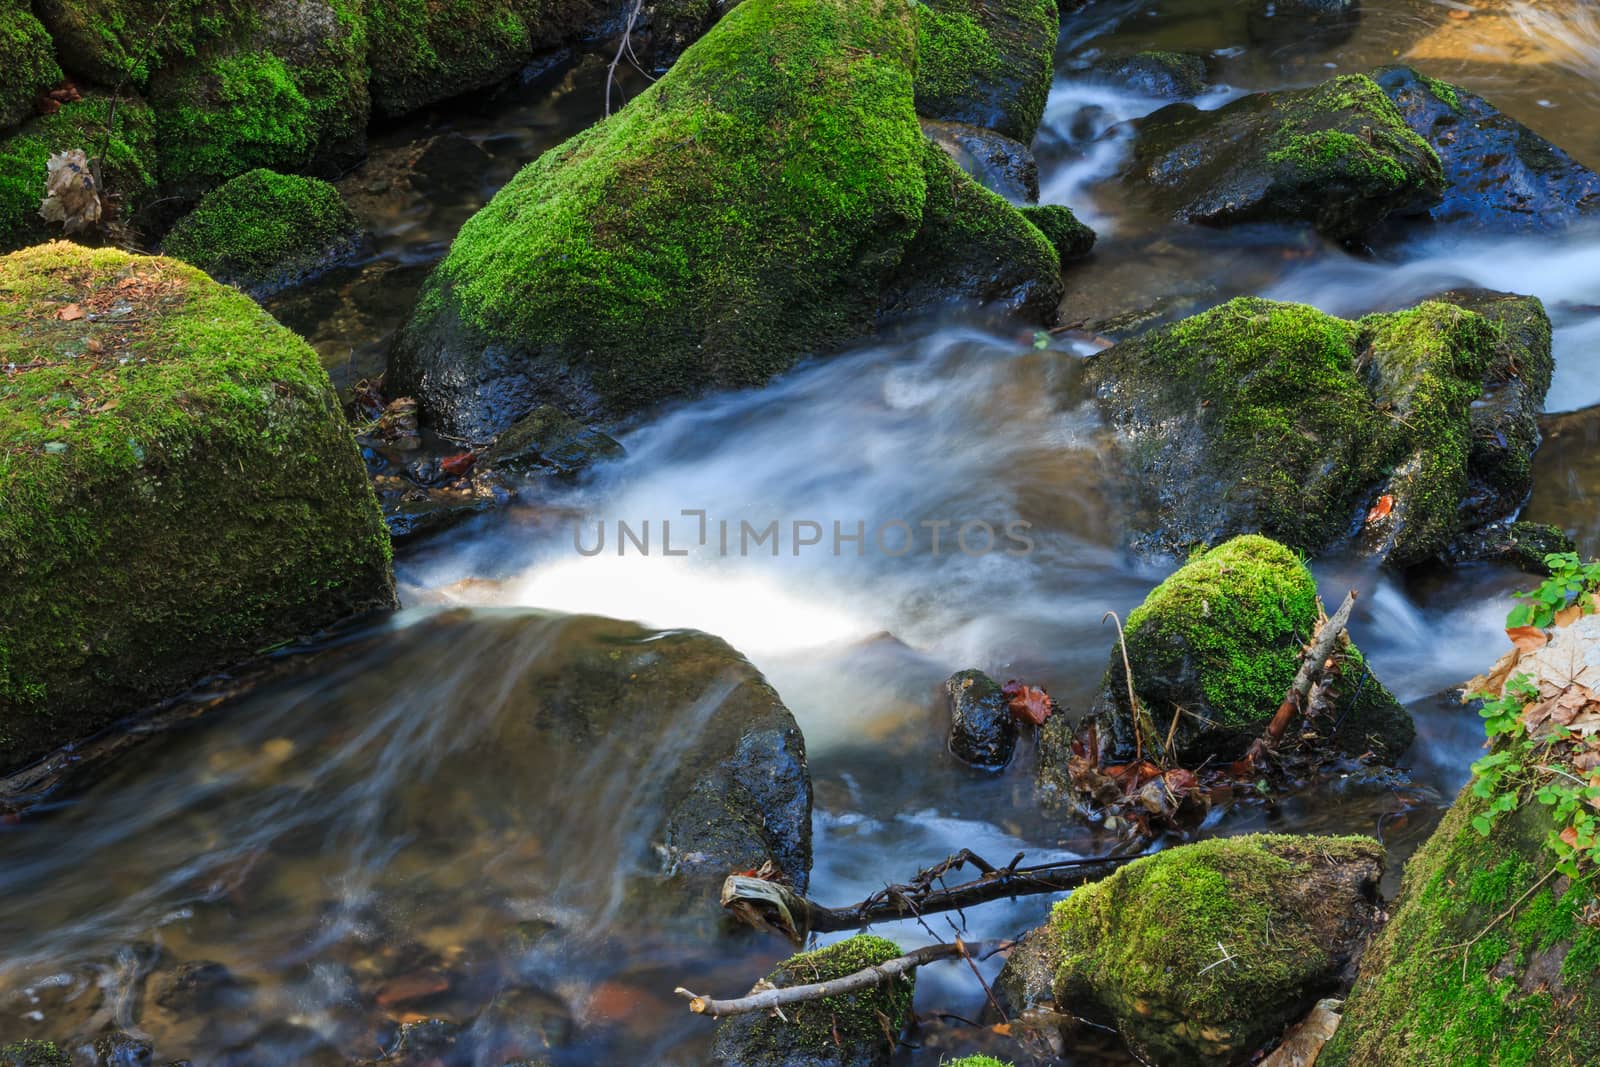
[1025,834,1384,1066]
[486,403,624,479]
[34,0,254,86]
[390,0,1063,438]
[0,2,63,132]
[945,1058,1013,1067]
[912,0,1057,144]
[1078,293,1552,567]
[1374,66,1600,234]
[0,1041,70,1067]
[1124,73,1443,240]
[0,92,157,251]
[1019,203,1094,263]
[1088,536,1413,765]
[1324,778,1600,1065]
[920,117,1040,203]
[0,243,395,774]
[163,168,362,297]
[712,935,913,1067]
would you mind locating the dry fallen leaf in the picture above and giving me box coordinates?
[1507,625,1549,653]
[1002,681,1053,726]
[55,303,83,321]
[1365,494,1395,525]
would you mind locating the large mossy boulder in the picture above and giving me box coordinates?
[712,935,913,1067]
[1375,66,1600,234]
[1079,292,1552,567]
[163,168,362,297]
[390,0,1064,437]
[1085,536,1413,766]
[0,2,63,131]
[0,243,394,774]
[1123,73,1444,240]
[912,0,1058,144]
[0,93,157,251]
[1324,781,1600,1065]
[999,834,1385,1066]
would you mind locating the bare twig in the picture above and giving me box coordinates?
[605,0,646,117]
[1262,590,1359,747]
[674,940,1004,1017]
[1102,610,1148,763]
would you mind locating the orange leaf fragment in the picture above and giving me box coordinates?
[1365,494,1394,525]
[55,303,83,321]
[1002,681,1053,726]
[1506,626,1549,653]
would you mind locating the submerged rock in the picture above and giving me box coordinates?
[1375,66,1600,233]
[921,118,1040,203]
[1123,73,1443,240]
[944,669,1018,768]
[1247,0,1360,47]
[391,0,1062,437]
[712,935,913,1067]
[1086,536,1413,766]
[998,834,1384,1066]
[0,243,395,775]
[1079,293,1552,566]
[1087,50,1209,101]
[0,2,61,131]
[487,403,625,479]
[163,169,363,298]
[91,1033,151,1067]
[912,0,1058,144]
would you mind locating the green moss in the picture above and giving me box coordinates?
[945,1058,1012,1067]
[1053,834,1383,1065]
[32,0,257,86]
[153,50,313,191]
[163,168,360,294]
[0,1041,70,1067]
[1019,203,1095,263]
[911,0,1057,143]
[0,93,157,250]
[1415,70,1462,111]
[0,242,393,770]
[367,0,537,116]
[1324,778,1600,1066]
[914,5,999,101]
[0,2,63,131]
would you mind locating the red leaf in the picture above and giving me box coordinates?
[439,451,476,477]
[1561,825,1580,849]
[1003,682,1052,726]
[1365,494,1394,525]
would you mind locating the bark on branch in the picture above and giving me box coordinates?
[1261,589,1359,747]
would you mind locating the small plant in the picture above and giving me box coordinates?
[1506,551,1600,628]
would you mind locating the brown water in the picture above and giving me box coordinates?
[4,2,1600,1064]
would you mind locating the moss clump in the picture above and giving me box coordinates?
[1052,834,1383,1065]
[711,934,914,1064]
[367,0,539,117]
[1324,779,1600,1065]
[0,93,157,250]
[163,168,361,296]
[0,1041,70,1067]
[0,2,63,131]
[33,0,256,86]
[912,0,1057,143]
[946,1058,1012,1067]
[1019,203,1095,263]
[0,242,394,772]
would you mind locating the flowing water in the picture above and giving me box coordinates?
[5,2,1600,1064]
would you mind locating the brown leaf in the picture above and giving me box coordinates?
[1365,494,1395,525]
[1002,682,1053,726]
[1561,825,1580,848]
[1506,625,1549,653]
[1555,604,1586,628]
[55,303,83,321]
[440,451,476,477]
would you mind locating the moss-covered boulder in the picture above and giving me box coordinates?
[1324,782,1600,1064]
[0,2,63,132]
[1078,292,1552,566]
[1374,66,1600,234]
[0,243,394,774]
[1123,73,1443,240]
[0,93,157,251]
[390,0,1064,438]
[912,0,1058,144]
[712,935,913,1067]
[1019,203,1094,263]
[998,834,1384,1066]
[163,168,362,297]
[1082,536,1413,766]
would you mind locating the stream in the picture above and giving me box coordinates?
[5,1,1600,1064]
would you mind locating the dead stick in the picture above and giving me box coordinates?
[1264,590,1359,745]
[675,940,1003,1017]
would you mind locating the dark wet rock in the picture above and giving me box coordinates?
[0,244,395,776]
[1088,50,1209,100]
[1247,0,1360,47]
[1078,293,1552,567]
[380,483,501,546]
[1019,204,1096,264]
[0,1042,69,1067]
[921,118,1040,203]
[390,0,1061,437]
[1123,73,1443,240]
[912,0,1058,144]
[1374,66,1600,234]
[487,405,625,480]
[1446,519,1575,574]
[363,1018,460,1065]
[463,986,573,1061]
[1082,537,1413,766]
[944,669,1018,768]
[163,169,364,299]
[993,924,1058,1013]
[712,935,913,1067]
[92,1033,152,1067]
[999,834,1383,1066]
[149,960,253,1015]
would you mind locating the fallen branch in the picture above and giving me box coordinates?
[722,849,1132,940]
[1261,590,1359,747]
[675,939,1006,1017]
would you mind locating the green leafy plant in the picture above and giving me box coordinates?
[1506,551,1600,628]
